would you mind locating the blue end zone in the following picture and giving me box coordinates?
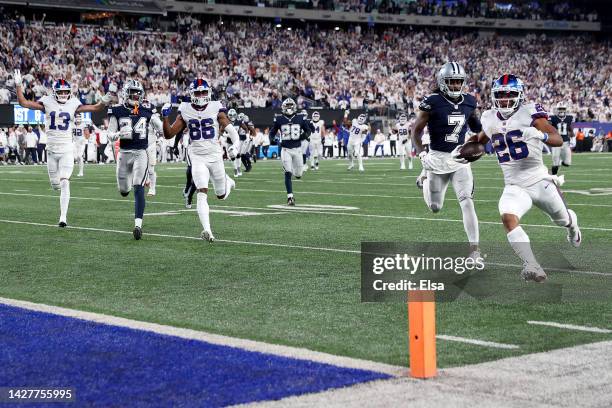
[0,304,390,407]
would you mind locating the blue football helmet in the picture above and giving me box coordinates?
[189,78,211,107]
[491,74,525,118]
[52,79,72,103]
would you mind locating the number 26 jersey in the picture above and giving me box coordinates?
[481,103,549,188]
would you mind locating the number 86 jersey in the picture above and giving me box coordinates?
[481,103,549,188]
[179,101,225,157]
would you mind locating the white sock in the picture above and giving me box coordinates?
[287,193,293,198]
[149,171,156,190]
[400,156,405,167]
[358,154,363,168]
[507,226,539,266]
[135,218,143,228]
[79,158,84,174]
[422,173,431,207]
[459,198,479,246]
[197,192,211,232]
[408,157,413,169]
[59,179,70,223]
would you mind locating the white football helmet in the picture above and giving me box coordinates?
[437,62,466,99]
[282,98,297,116]
[122,79,144,107]
[357,114,367,125]
[312,111,320,122]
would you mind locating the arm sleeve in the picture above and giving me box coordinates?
[224,124,240,146]
[150,114,163,133]
[418,96,433,113]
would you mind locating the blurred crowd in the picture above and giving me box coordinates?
[0,16,610,122]
[201,0,599,22]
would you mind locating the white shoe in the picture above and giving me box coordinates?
[147,190,156,197]
[520,263,547,283]
[185,196,192,209]
[416,174,427,189]
[201,229,215,243]
[400,165,406,170]
[359,166,364,172]
[348,164,354,170]
[77,173,83,177]
[468,250,483,267]
[223,177,235,200]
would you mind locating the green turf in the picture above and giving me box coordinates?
[0,153,610,368]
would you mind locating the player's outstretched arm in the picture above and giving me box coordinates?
[161,104,186,139]
[342,110,351,128]
[14,70,44,110]
[532,118,563,147]
[412,111,429,153]
[76,84,117,113]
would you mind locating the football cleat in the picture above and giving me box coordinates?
[347,163,354,171]
[185,196,192,209]
[58,221,67,228]
[147,190,156,197]
[400,165,406,170]
[416,174,427,189]
[133,226,142,240]
[359,166,364,172]
[223,177,235,200]
[520,263,546,283]
[287,197,296,206]
[77,173,83,177]
[567,227,582,248]
[201,230,215,243]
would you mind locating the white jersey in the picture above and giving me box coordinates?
[395,122,410,142]
[310,120,325,142]
[73,123,87,141]
[39,95,82,153]
[148,113,161,147]
[481,103,550,188]
[178,101,224,156]
[349,119,369,143]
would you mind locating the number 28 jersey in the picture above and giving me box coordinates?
[179,101,225,156]
[269,114,311,149]
[39,95,82,153]
[481,103,549,188]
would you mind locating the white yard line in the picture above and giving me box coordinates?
[527,321,612,334]
[2,191,612,232]
[436,335,520,349]
[0,296,404,377]
[0,218,608,277]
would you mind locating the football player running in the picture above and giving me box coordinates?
[224,109,242,177]
[344,111,369,172]
[309,111,325,170]
[473,74,581,282]
[269,98,312,206]
[107,80,163,240]
[161,79,239,242]
[14,69,113,227]
[73,113,90,177]
[237,112,256,173]
[549,102,574,175]
[412,62,482,259]
[395,113,413,170]
[141,99,161,196]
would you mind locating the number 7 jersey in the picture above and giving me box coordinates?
[481,103,549,187]
[179,101,225,156]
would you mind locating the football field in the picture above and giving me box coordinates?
[0,153,611,373]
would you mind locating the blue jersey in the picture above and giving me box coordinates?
[549,115,573,142]
[108,104,155,150]
[418,93,482,152]
[269,114,312,149]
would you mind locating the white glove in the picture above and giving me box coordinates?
[227,145,238,160]
[101,92,113,105]
[450,144,468,164]
[108,83,118,93]
[119,126,132,140]
[107,132,119,142]
[344,109,350,118]
[418,150,428,161]
[523,127,548,142]
[13,69,22,88]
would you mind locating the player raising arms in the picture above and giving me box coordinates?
[107,80,162,240]
[269,98,312,206]
[309,111,325,170]
[472,75,581,282]
[344,111,369,172]
[13,69,113,227]
[161,79,239,242]
[549,102,574,176]
[412,62,482,258]
[73,113,90,177]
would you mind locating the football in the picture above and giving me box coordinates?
[459,141,486,162]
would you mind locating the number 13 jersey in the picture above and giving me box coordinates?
[481,103,549,188]
[179,101,225,157]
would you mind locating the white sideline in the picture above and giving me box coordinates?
[0,218,609,277]
[437,335,520,349]
[0,296,404,377]
[527,320,612,334]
